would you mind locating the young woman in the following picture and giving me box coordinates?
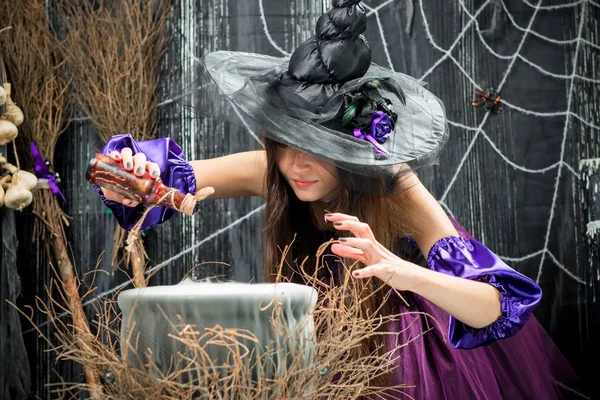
[95,1,579,397]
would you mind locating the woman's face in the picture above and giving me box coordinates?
[275,145,342,203]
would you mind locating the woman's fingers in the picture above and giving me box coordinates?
[121,147,134,170]
[102,147,151,206]
[132,152,147,176]
[332,237,385,265]
[323,213,411,290]
[324,213,375,240]
[353,264,398,285]
[101,187,123,203]
[331,242,366,261]
[109,151,122,161]
[352,264,395,282]
[109,148,160,179]
[332,220,376,240]
[121,198,139,207]
[324,212,359,223]
[100,187,139,207]
[147,161,160,178]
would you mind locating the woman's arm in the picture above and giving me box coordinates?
[329,208,503,329]
[328,176,541,346]
[94,134,267,230]
[407,264,502,329]
[395,177,503,329]
[189,151,267,200]
[102,145,268,204]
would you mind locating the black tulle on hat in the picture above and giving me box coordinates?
[180,0,448,194]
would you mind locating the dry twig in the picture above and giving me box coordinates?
[13,241,440,399]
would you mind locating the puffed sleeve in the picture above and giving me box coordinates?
[93,134,197,231]
[426,236,542,349]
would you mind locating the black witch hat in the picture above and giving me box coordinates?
[185,0,448,185]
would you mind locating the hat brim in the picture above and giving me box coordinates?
[198,51,448,174]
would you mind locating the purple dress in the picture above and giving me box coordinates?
[96,135,580,399]
[383,231,580,399]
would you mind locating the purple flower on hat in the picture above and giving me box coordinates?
[354,111,394,154]
[371,111,393,143]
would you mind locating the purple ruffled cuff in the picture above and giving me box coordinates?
[426,236,542,349]
[93,134,196,231]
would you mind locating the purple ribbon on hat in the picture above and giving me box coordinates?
[30,141,66,203]
[353,111,392,155]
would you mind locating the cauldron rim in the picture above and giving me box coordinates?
[117,280,318,309]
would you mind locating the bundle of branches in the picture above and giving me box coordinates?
[60,0,174,288]
[15,243,439,399]
[0,0,102,396]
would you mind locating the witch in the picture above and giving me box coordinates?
[94,0,579,398]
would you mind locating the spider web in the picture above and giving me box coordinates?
[353,0,599,289]
[258,0,599,288]
[413,0,598,286]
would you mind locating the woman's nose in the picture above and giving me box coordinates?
[291,149,311,170]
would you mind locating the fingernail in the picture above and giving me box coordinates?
[151,170,159,177]
[333,222,343,226]
[114,154,121,160]
[339,237,347,242]
[126,162,133,169]
[135,167,144,175]
[325,213,332,218]
[352,271,359,277]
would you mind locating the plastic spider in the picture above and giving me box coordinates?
[471,87,502,114]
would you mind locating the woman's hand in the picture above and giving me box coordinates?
[101,147,161,207]
[325,212,426,292]
[327,213,504,328]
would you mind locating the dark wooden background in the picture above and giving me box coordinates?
[1,0,598,398]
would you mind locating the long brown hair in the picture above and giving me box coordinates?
[263,138,412,390]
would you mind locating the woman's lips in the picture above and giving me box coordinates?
[293,179,317,189]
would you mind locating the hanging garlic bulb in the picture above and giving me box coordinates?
[0,85,6,107]
[4,184,33,210]
[0,162,36,209]
[0,120,18,145]
[0,175,10,207]
[2,162,18,175]
[13,170,38,191]
[2,165,33,210]
[0,84,24,127]
[2,104,24,127]
[2,164,38,191]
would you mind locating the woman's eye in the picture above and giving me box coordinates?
[276,142,288,148]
